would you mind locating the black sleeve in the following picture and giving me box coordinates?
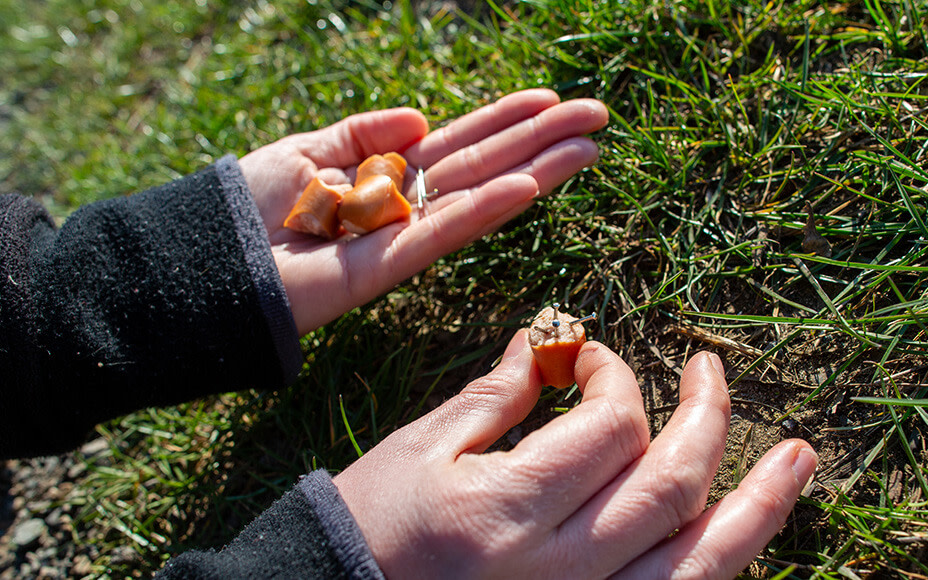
[0,155,302,459]
[156,470,385,580]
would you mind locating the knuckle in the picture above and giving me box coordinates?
[596,396,650,458]
[429,466,534,561]
[569,396,650,468]
[649,459,711,525]
[463,373,515,396]
[462,143,485,175]
[668,547,728,580]
[456,374,520,410]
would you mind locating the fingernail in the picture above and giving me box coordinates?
[707,352,726,379]
[792,446,818,490]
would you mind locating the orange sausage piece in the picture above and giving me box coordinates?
[338,174,412,234]
[528,306,587,389]
[356,152,407,190]
[283,177,351,239]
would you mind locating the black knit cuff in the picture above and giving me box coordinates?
[298,470,385,580]
[157,471,386,579]
[215,155,302,385]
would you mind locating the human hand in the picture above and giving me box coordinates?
[334,331,817,579]
[238,89,609,334]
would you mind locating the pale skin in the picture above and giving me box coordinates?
[240,88,608,334]
[336,332,816,579]
[237,89,817,578]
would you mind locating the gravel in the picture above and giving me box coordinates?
[1,440,108,579]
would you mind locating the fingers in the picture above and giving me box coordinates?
[421,136,600,216]
[419,98,608,197]
[404,88,562,167]
[614,440,817,580]
[334,331,542,473]
[284,173,540,332]
[508,136,601,196]
[297,107,429,167]
[481,341,648,526]
[275,93,608,334]
[555,351,732,575]
[339,173,540,316]
[429,329,544,455]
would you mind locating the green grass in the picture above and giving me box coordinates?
[3,0,928,577]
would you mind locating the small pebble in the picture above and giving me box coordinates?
[79,439,109,457]
[71,554,93,576]
[40,458,60,473]
[38,565,62,579]
[27,500,52,515]
[44,508,63,528]
[12,518,47,550]
[109,545,141,566]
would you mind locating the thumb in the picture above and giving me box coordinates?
[435,329,543,455]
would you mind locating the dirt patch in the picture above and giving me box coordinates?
[0,441,110,579]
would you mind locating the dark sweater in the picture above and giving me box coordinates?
[0,156,384,579]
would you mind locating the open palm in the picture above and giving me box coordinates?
[238,89,609,334]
